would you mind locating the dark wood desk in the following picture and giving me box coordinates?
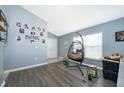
[100,58,120,83]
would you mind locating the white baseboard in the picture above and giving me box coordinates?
[68,59,102,70]
[48,57,63,63]
[4,62,48,74]
[81,62,103,70]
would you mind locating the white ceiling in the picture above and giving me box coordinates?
[22,5,124,36]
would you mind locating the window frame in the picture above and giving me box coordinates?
[73,32,102,60]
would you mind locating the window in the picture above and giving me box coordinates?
[73,32,102,60]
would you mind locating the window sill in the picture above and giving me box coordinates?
[85,57,101,62]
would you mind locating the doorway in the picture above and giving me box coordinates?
[47,38,58,61]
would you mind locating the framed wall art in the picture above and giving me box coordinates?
[17,36,21,41]
[40,32,43,36]
[115,31,124,42]
[43,28,45,32]
[42,39,45,43]
[20,28,25,33]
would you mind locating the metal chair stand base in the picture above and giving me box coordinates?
[65,63,85,81]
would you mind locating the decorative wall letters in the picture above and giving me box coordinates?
[38,27,41,31]
[24,24,29,29]
[42,39,45,43]
[20,28,25,33]
[16,22,21,27]
[43,28,45,32]
[40,32,43,36]
[31,32,35,35]
[16,22,45,44]
[17,36,21,41]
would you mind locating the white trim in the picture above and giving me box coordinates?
[81,62,103,70]
[48,57,63,63]
[1,62,48,87]
[4,62,48,73]
[0,80,6,87]
[68,59,103,70]
[59,57,102,69]
[85,57,101,61]
[0,72,8,87]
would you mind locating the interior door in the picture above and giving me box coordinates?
[47,38,57,58]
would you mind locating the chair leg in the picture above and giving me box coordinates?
[66,65,78,68]
[77,66,84,77]
[65,65,84,80]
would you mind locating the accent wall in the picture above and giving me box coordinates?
[2,5,47,71]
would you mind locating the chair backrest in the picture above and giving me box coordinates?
[68,40,85,64]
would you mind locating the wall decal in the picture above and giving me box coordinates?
[20,28,25,33]
[33,36,39,40]
[16,22,45,44]
[38,27,41,31]
[16,22,21,27]
[31,32,35,35]
[40,32,43,36]
[25,35,28,40]
[17,36,21,41]
[31,39,35,43]
[25,35,39,40]
[42,39,45,43]
[43,28,45,32]
[31,26,36,30]
[24,24,29,29]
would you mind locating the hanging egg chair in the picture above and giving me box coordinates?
[68,32,84,64]
[65,32,85,80]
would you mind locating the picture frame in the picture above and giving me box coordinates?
[20,28,25,33]
[31,39,35,43]
[42,39,45,43]
[115,31,124,42]
[40,32,43,36]
[17,36,21,41]
[31,32,35,35]
[43,28,45,32]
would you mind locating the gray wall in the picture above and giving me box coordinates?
[2,6,47,70]
[47,32,58,39]
[58,17,124,67]
[0,41,4,85]
[0,6,5,85]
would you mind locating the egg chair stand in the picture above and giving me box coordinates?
[65,32,85,80]
[65,62,84,79]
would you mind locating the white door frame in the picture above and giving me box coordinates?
[47,38,57,59]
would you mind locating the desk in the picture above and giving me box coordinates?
[100,58,120,83]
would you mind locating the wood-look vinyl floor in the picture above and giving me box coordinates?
[5,62,116,87]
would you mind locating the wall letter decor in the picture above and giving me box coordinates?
[31,32,35,35]
[43,28,45,32]
[17,36,21,41]
[24,24,29,29]
[16,22,21,27]
[20,28,25,33]
[42,39,45,43]
[31,26,36,30]
[16,22,45,44]
[40,32,43,36]
[38,27,41,31]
